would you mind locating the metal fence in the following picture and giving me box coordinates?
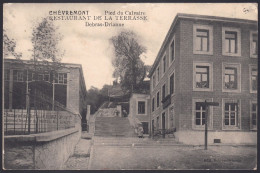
[4,85,78,136]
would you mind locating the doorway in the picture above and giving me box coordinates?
[142,122,149,134]
[162,112,166,138]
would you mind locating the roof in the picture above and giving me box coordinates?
[4,58,82,68]
[148,13,258,77]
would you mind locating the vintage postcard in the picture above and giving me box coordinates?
[2,3,258,170]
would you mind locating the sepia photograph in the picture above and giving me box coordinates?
[2,3,258,170]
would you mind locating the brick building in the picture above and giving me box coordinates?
[4,59,87,117]
[148,13,257,144]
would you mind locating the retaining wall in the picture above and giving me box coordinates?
[4,126,81,170]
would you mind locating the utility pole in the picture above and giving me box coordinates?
[197,100,219,150]
[205,103,208,150]
[108,87,110,103]
[52,74,55,111]
[26,69,31,134]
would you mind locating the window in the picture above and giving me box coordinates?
[250,31,258,58]
[170,73,174,95]
[13,70,24,82]
[170,37,175,63]
[152,98,155,112]
[37,74,49,82]
[224,67,237,89]
[38,74,44,81]
[44,74,50,82]
[196,66,209,88]
[196,29,209,51]
[163,56,166,73]
[55,73,67,84]
[156,116,160,129]
[223,99,240,130]
[224,103,238,126]
[195,102,206,126]
[4,70,9,81]
[138,101,145,114]
[157,67,160,83]
[157,91,160,108]
[250,101,257,130]
[222,63,241,93]
[250,66,257,93]
[193,62,213,91]
[222,27,241,56]
[225,31,237,53]
[193,24,213,55]
[192,98,213,129]
[152,74,155,90]
[162,84,166,100]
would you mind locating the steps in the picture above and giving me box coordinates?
[94,117,137,137]
[93,136,181,146]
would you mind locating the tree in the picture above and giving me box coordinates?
[86,86,109,114]
[3,29,22,59]
[30,17,65,111]
[110,30,147,94]
[31,17,64,63]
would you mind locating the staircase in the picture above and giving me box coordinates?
[94,117,137,137]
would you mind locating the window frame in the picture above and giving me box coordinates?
[152,74,155,91]
[13,70,24,82]
[168,70,175,95]
[161,111,166,129]
[169,35,176,65]
[162,83,166,100]
[193,24,213,55]
[192,98,213,130]
[156,66,160,85]
[222,63,241,93]
[137,101,146,115]
[250,100,257,130]
[152,97,155,112]
[222,27,241,57]
[55,73,68,85]
[156,91,160,108]
[222,99,241,130]
[162,54,167,75]
[250,31,258,58]
[4,69,10,81]
[249,65,257,94]
[193,62,213,92]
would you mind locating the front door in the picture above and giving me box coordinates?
[142,122,149,134]
[152,120,154,136]
[162,112,166,138]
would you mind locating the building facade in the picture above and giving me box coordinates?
[129,93,150,135]
[148,13,257,144]
[4,59,87,117]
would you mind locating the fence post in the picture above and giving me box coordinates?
[57,109,59,131]
[14,109,15,135]
[5,110,8,135]
[27,91,31,134]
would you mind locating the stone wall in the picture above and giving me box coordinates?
[175,131,257,145]
[4,124,81,170]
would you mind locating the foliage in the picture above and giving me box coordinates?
[3,29,22,59]
[110,30,148,94]
[31,17,64,73]
[86,86,109,114]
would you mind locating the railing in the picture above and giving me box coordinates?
[153,128,176,139]
[4,87,79,136]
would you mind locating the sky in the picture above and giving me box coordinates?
[3,3,257,90]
